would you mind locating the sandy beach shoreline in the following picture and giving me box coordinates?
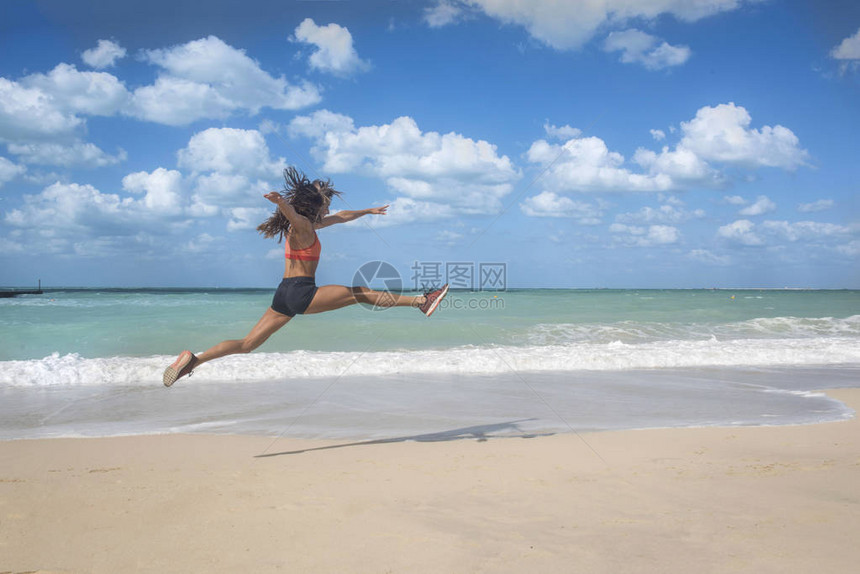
[1,389,858,573]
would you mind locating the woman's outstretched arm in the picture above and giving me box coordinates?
[316,205,388,229]
[263,191,317,241]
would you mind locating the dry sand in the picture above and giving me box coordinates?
[1,389,858,574]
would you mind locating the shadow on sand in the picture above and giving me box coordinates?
[254,419,554,458]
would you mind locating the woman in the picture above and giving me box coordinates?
[162,167,449,387]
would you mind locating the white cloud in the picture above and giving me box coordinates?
[0,236,25,253]
[837,241,860,257]
[610,223,641,235]
[761,220,856,242]
[0,65,131,170]
[544,122,582,140]
[687,249,730,265]
[292,18,369,76]
[122,168,184,212]
[610,223,680,246]
[258,119,281,135]
[633,145,719,185]
[0,63,136,174]
[3,36,321,137]
[177,128,283,213]
[603,29,691,70]
[657,194,683,207]
[5,182,134,238]
[738,195,776,216]
[616,203,704,224]
[716,218,858,252]
[8,141,126,168]
[527,103,807,194]
[227,207,270,231]
[436,229,465,245]
[373,197,456,227]
[650,129,666,141]
[288,108,356,140]
[191,173,270,210]
[289,110,520,218]
[645,40,692,68]
[424,1,466,28]
[798,199,834,213]
[527,137,673,192]
[724,195,747,205]
[431,0,754,51]
[831,27,860,65]
[646,224,681,245]
[131,77,234,126]
[520,191,604,224]
[82,40,127,69]
[22,64,130,117]
[21,170,64,187]
[766,220,860,261]
[0,64,135,172]
[678,103,809,169]
[177,128,284,178]
[0,156,26,187]
[0,77,84,141]
[185,233,218,253]
[2,180,198,256]
[462,0,606,49]
[132,36,320,125]
[717,219,763,246]
[187,195,220,218]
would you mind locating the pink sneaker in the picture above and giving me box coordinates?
[419,284,449,317]
[163,350,198,387]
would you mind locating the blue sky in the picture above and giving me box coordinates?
[1,0,858,289]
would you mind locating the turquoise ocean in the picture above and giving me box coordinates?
[1,288,858,440]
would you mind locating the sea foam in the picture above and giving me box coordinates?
[2,334,859,388]
[523,315,860,345]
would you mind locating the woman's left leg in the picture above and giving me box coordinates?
[194,307,292,365]
[304,285,424,314]
[164,308,291,386]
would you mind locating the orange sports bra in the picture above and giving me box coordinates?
[285,233,321,261]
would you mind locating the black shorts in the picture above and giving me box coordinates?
[271,276,318,317]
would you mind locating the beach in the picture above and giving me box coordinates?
[2,387,858,573]
[2,288,859,571]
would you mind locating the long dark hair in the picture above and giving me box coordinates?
[257,167,342,243]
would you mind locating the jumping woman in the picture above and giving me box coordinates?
[162,167,449,387]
